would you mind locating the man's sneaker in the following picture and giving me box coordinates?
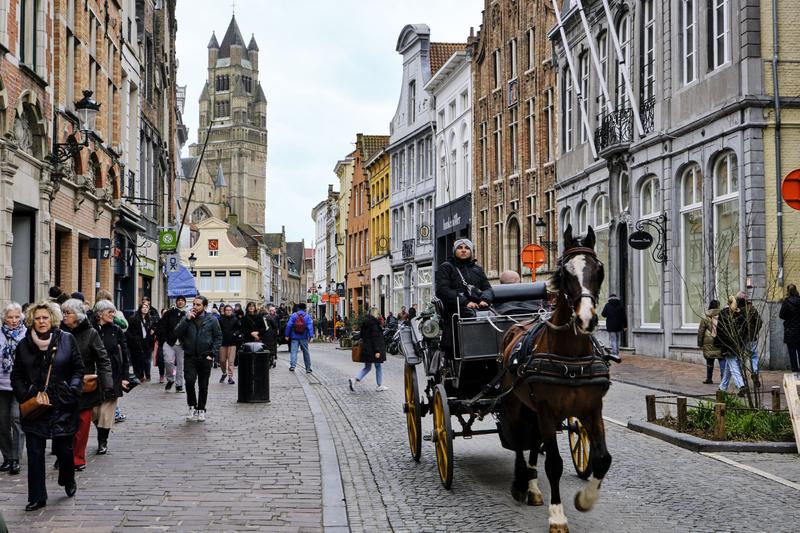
[289,367,295,372]
[196,410,206,422]
[175,386,185,393]
[114,412,126,423]
[186,407,198,421]
[219,374,226,384]
[376,385,389,392]
[165,381,174,391]
[348,378,355,391]
[227,378,235,385]
[306,368,313,374]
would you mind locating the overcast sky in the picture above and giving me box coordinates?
[175,0,483,244]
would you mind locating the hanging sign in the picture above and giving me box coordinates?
[158,230,177,252]
[628,230,654,250]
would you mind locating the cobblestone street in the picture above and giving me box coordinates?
[0,342,797,532]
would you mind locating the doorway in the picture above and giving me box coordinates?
[617,224,629,347]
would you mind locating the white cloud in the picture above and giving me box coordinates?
[176,0,482,243]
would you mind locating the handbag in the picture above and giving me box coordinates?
[351,342,362,363]
[82,374,98,393]
[20,346,56,420]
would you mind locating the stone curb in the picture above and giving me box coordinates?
[296,372,350,532]
[627,419,798,454]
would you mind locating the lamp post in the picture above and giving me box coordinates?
[49,90,101,166]
[188,252,197,274]
[535,217,559,252]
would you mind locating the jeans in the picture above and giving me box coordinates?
[608,331,623,356]
[719,355,745,391]
[163,342,185,387]
[747,341,759,374]
[356,362,383,386]
[0,390,24,462]
[787,342,800,372]
[184,355,212,411]
[290,339,312,370]
[26,433,74,504]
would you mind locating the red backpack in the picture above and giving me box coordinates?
[292,313,307,335]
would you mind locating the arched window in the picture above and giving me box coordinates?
[639,176,661,326]
[593,194,611,307]
[577,202,588,234]
[680,164,703,325]
[562,206,573,231]
[615,13,631,109]
[713,151,739,296]
[619,169,630,212]
[505,217,521,274]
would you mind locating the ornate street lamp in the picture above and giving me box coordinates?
[49,90,101,165]
[188,252,197,274]
[535,217,558,252]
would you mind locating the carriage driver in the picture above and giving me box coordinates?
[434,238,494,358]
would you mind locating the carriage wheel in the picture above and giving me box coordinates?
[404,363,422,462]
[432,383,454,489]
[567,417,592,480]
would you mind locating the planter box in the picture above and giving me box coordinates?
[627,420,797,454]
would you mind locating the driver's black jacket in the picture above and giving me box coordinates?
[435,257,494,354]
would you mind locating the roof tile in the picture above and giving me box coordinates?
[429,42,466,76]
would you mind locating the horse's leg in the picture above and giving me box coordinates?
[574,408,613,513]
[511,449,529,504]
[526,427,544,506]
[540,413,568,533]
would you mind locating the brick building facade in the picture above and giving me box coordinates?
[471,0,558,281]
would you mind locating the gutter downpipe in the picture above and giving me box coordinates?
[772,0,784,287]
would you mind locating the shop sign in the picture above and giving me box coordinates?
[138,257,156,277]
[158,230,177,252]
[628,230,654,250]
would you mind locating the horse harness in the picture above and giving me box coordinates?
[544,246,601,335]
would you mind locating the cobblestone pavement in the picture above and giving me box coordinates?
[0,365,323,532]
[303,343,797,533]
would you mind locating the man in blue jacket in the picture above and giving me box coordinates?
[285,303,314,373]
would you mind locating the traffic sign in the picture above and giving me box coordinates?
[782,168,800,210]
[521,244,546,270]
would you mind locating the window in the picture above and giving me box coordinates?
[681,0,697,84]
[580,54,590,143]
[639,177,661,325]
[563,71,573,152]
[19,0,37,68]
[509,38,518,80]
[526,28,535,71]
[713,151,739,296]
[480,122,488,184]
[596,33,608,125]
[448,100,456,122]
[408,145,415,183]
[426,136,434,177]
[526,98,536,170]
[462,141,469,194]
[493,49,501,89]
[545,89,554,161]
[493,204,504,270]
[229,271,242,293]
[577,202,588,234]
[593,195,611,308]
[479,209,488,265]
[619,170,630,212]
[680,164,703,325]
[438,109,445,129]
[642,0,656,101]
[408,80,416,124]
[214,271,227,292]
[493,114,502,177]
[615,14,631,109]
[215,101,230,118]
[562,206,573,230]
[509,107,518,173]
[710,0,729,70]
[460,90,469,111]
[199,272,212,292]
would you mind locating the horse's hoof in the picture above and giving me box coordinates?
[527,491,544,506]
[574,492,591,513]
[511,487,527,504]
[548,524,569,533]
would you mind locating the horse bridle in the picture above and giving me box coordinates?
[545,246,601,334]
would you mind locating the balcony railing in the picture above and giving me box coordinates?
[640,97,655,136]
[402,239,415,261]
[594,106,633,155]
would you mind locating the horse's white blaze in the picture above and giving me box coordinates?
[577,476,602,510]
[566,255,594,328]
[548,503,568,525]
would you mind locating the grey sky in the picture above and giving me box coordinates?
[175,0,482,244]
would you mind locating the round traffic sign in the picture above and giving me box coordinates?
[521,244,546,270]
[782,168,800,210]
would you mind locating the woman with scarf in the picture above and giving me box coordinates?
[0,302,25,476]
[60,299,113,471]
[11,301,84,511]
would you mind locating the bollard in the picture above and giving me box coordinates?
[716,390,726,403]
[677,397,687,430]
[772,386,781,411]
[714,402,726,440]
[646,394,656,422]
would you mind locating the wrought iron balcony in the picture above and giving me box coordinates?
[594,106,633,156]
[402,238,415,261]
[640,97,655,136]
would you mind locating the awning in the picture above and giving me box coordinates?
[167,265,198,298]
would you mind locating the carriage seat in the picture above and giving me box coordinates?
[490,282,547,316]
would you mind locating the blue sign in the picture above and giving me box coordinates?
[167,264,198,298]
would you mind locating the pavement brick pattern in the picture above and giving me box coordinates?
[0,367,323,532]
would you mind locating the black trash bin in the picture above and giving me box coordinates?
[237,342,271,403]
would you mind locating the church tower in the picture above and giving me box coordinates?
[188,15,268,228]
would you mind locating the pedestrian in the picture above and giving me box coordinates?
[285,303,314,372]
[736,290,763,387]
[0,302,26,476]
[263,306,280,358]
[156,308,168,383]
[408,304,418,320]
[175,296,221,422]
[218,305,240,385]
[127,300,156,382]
[386,312,397,329]
[241,302,263,343]
[155,296,188,393]
[601,294,627,358]
[697,299,725,384]
[60,299,113,471]
[94,290,128,331]
[11,301,84,511]
[398,306,408,323]
[93,300,130,449]
[715,296,747,396]
[70,292,94,325]
[779,283,800,372]
[349,307,389,392]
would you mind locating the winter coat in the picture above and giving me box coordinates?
[779,295,800,343]
[386,314,398,329]
[696,309,722,359]
[97,322,130,398]
[62,319,113,410]
[0,323,26,392]
[262,314,280,354]
[715,307,745,358]
[601,297,627,332]
[175,312,222,358]
[435,257,494,319]
[11,329,84,438]
[219,315,242,347]
[738,300,763,343]
[127,312,155,363]
[285,311,314,341]
[154,306,187,346]
[241,313,266,343]
[359,315,386,363]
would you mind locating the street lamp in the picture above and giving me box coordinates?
[49,90,101,165]
[535,217,558,251]
[188,252,197,274]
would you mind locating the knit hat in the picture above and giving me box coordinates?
[453,238,475,256]
[71,291,86,302]
[49,286,63,299]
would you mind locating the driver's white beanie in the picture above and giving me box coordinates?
[453,238,475,256]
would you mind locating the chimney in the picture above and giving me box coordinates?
[227,213,238,226]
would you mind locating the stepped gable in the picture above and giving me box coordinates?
[429,42,466,76]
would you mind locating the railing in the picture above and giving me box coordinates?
[640,97,655,136]
[402,238,415,261]
[594,106,633,153]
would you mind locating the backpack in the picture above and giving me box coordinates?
[292,313,307,335]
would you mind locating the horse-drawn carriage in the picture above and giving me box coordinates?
[397,227,614,533]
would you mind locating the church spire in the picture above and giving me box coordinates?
[207,31,219,49]
[218,15,246,58]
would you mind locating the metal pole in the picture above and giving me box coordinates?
[177,120,217,243]
[95,256,101,292]
[772,0,784,286]
[574,0,614,115]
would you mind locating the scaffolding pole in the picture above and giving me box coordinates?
[574,0,614,116]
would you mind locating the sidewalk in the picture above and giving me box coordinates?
[614,353,787,400]
[0,365,324,532]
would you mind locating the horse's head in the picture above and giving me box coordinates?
[548,224,605,334]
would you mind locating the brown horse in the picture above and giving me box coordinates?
[498,225,611,533]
